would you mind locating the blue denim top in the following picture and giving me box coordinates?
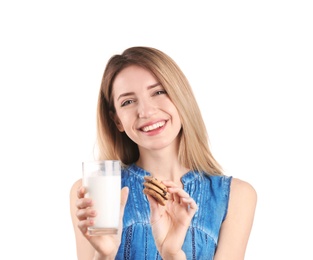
[117,164,232,260]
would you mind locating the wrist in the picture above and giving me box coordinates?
[93,252,115,260]
[162,250,187,260]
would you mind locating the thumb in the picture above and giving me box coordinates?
[146,194,162,223]
[119,187,129,220]
[121,186,129,208]
[117,187,129,237]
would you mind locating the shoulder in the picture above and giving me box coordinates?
[228,177,257,216]
[230,177,257,200]
[214,178,257,258]
[202,174,232,195]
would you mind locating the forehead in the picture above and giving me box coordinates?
[113,65,157,91]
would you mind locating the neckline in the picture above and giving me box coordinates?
[126,163,201,184]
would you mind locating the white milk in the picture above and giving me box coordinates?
[86,175,121,228]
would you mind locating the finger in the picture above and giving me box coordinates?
[172,192,181,203]
[146,194,165,225]
[77,218,94,235]
[120,187,129,214]
[146,193,160,210]
[76,208,96,221]
[181,197,198,212]
[117,187,129,237]
[168,187,190,198]
[77,186,87,199]
[76,197,93,210]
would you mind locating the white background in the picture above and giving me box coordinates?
[0,1,312,259]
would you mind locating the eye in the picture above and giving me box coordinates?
[154,90,167,96]
[121,99,134,107]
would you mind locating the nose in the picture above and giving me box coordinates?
[137,99,157,118]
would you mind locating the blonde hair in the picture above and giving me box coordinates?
[96,46,223,176]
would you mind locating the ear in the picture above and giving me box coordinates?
[109,111,124,132]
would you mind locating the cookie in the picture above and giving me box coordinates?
[143,176,169,206]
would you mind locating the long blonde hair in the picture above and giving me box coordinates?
[96,46,223,176]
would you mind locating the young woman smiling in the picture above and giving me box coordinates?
[70,46,257,260]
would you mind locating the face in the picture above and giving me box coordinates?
[111,65,182,152]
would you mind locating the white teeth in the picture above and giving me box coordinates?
[142,121,165,132]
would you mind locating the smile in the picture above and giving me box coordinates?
[141,121,166,132]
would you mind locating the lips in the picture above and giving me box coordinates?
[140,121,166,132]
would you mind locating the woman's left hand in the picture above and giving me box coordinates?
[146,180,198,259]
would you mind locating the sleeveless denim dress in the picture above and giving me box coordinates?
[116,164,232,260]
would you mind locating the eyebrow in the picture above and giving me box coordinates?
[117,82,161,101]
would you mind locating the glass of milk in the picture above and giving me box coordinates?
[82,160,121,236]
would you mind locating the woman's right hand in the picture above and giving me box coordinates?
[75,185,129,259]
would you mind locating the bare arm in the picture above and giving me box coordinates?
[214,178,257,260]
[70,179,96,260]
[70,179,129,260]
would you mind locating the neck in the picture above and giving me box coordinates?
[136,149,189,186]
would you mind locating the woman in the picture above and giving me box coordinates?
[70,46,257,259]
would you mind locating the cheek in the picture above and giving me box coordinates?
[117,113,132,129]
[166,102,180,120]
[171,107,183,128]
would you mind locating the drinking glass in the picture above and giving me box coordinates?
[82,160,121,236]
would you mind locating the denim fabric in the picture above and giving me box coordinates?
[116,164,232,260]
